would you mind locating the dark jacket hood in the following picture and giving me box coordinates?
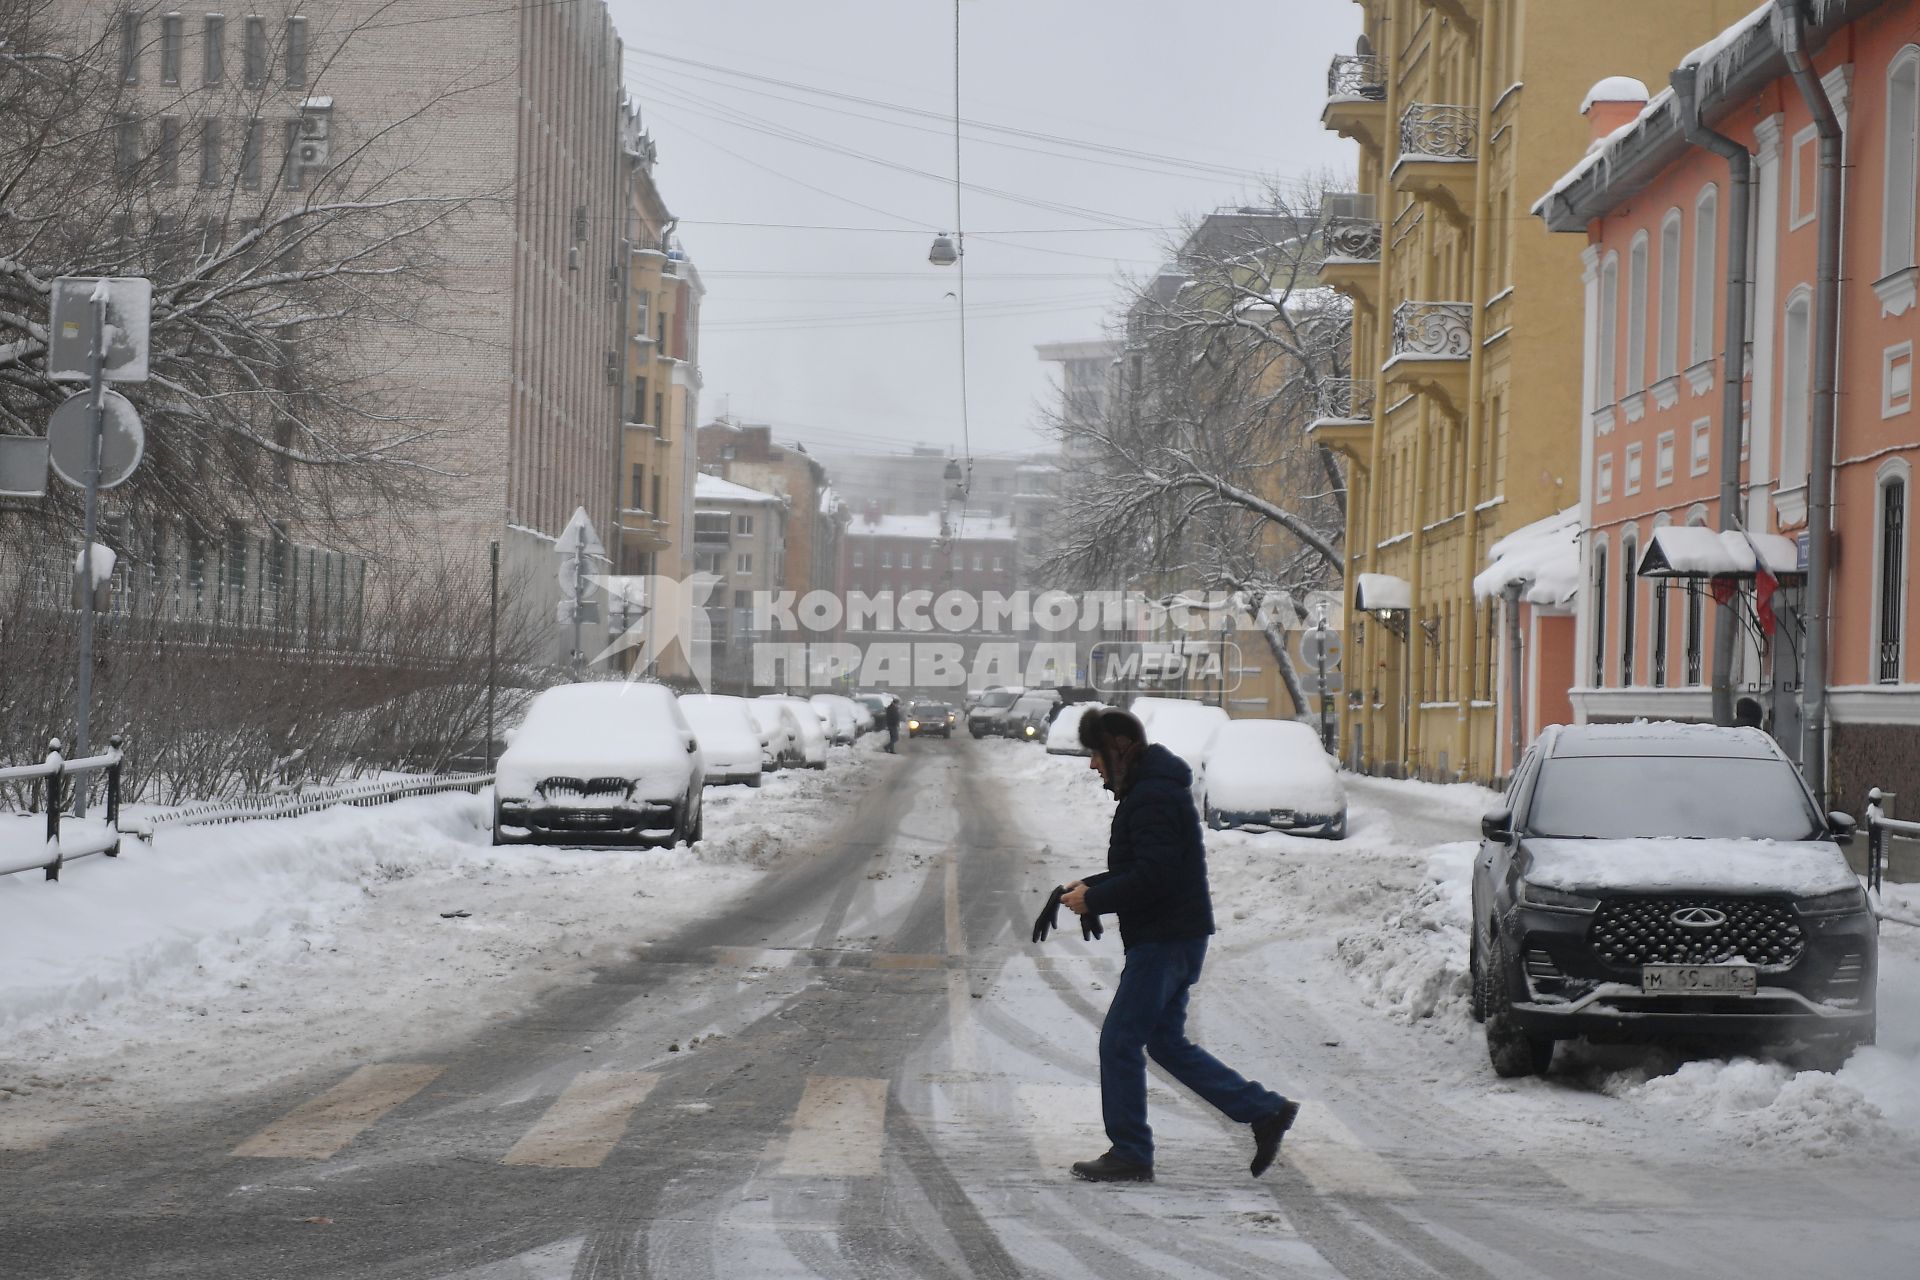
[1126,743,1192,794]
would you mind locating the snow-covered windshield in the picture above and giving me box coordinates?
[1527,755,1825,841]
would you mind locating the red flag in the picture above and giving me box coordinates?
[1710,576,1735,607]
[1755,566,1778,638]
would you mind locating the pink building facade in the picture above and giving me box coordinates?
[1539,0,1920,809]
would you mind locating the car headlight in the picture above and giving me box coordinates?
[1795,884,1870,916]
[908,720,919,729]
[1519,880,1600,913]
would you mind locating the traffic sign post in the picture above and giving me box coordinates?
[554,507,605,675]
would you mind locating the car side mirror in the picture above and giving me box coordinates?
[685,737,697,754]
[1480,808,1514,842]
[1828,811,1856,846]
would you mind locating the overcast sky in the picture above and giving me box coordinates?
[605,0,1360,462]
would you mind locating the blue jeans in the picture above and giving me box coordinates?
[1099,937,1286,1168]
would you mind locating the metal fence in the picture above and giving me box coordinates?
[0,737,125,880]
[124,772,494,838]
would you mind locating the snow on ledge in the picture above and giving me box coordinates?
[1355,572,1412,612]
[1473,504,1580,603]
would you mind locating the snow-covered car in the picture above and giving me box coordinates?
[1471,722,1875,1079]
[677,694,766,788]
[1128,695,1207,732]
[493,682,703,847]
[759,695,829,768]
[905,701,953,738]
[745,699,805,770]
[1204,719,1346,838]
[1045,702,1105,755]
[1007,691,1060,743]
[966,686,1024,738]
[1145,701,1230,810]
[809,694,861,745]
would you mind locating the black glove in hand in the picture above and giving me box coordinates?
[1080,909,1103,942]
[1032,885,1104,943]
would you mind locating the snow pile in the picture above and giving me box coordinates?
[1606,1058,1889,1155]
[1473,504,1581,604]
[1333,843,1476,1027]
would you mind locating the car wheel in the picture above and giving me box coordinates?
[685,794,705,847]
[1485,936,1553,1077]
[747,773,763,789]
[1204,804,1223,832]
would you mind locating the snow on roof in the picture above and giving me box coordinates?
[694,473,782,505]
[846,510,1015,542]
[1638,526,1798,578]
[1354,572,1412,612]
[1473,505,1581,604]
[817,485,840,516]
[1581,76,1650,113]
[1677,2,1773,88]
[1532,103,1665,216]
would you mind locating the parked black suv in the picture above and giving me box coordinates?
[1471,723,1875,1077]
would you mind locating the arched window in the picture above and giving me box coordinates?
[1627,233,1650,392]
[1658,211,1683,380]
[1782,288,1813,488]
[1885,48,1920,277]
[1598,252,1620,406]
[1692,186,1718,367]
[1591,538,1609,688]
[1620,529,1639,685]
[1877,463,1910,683]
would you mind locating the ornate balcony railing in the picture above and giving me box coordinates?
[1313,378,1376,422]
[1398,103,1477,160]
[1323,218,1382,262]
[1327,54,1387,100]
[1391,301,1473,360]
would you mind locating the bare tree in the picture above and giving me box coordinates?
[0,0,505,550]
[1043,178,1355,713]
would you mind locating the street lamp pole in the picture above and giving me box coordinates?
[72,285,108,816]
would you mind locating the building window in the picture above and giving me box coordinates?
[736,514,754,535]
[653,391,665,429]
[285,16,307,88]
[115,115,141,181]
[157,116,180,186]
[240,119,261,189]
[282,120,304,191]
[199,118,222,187]
[651,474,661,516]
[1886,342,1914,418]
[1596,451,1614,504]
[1624,442,1643,496]
[1658,210,1682,381]
[160,12,183,84]
[120,10,141,82]
[736,553,752,574]
[1620,532,1638,686]
[1597,253,1619,405]
[992,556,1004,572]
[1782,289,1813,488]
[630,464,645,511]
[972,554,984,571]
[1888,49,1920,275]
[1591,540,1609,688]
[203,14,224,83]
[1651,578,1670,688]
[1655,431,1675,487]
[921,551,933,569]
[1626,233,1649,392]
[243,15,267,87]
[632,375,647,421]
[1791,126,1818,229]
[880,551,892,569]
[1690,419,1711,476]
[1691,186,1717,367]
[851,550,863,568]
[1879,472,1907,683]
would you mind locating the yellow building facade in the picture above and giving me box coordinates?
[1311,0,1755,780]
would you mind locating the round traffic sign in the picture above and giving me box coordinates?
[1299,628,1343,668]
[48,390,144,490]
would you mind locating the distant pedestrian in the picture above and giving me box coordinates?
[1056,708,1298,1184]
[884,698,901,753]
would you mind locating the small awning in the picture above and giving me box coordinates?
[1473,505,1580,604]
[1354,572,1413,612]
[1637,527,1803,582]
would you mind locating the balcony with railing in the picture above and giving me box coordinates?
[1318,216,1383,311]
[1383,301,1473,416]
[1305,377,1377,460]
[1391,104,1478,223]
[1322,54,1389,150]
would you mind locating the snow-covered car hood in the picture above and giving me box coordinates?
[1522,837,1859,896]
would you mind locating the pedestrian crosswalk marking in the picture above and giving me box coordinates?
[1281,1104,1421,1200]
[1540,1156,1687,1206]
[502,1071,661,1169]
[231,1063,443,1160]
[777,1076,889,1177]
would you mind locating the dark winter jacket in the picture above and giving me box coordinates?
[1080,744,1216,948]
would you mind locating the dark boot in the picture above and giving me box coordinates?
[1249,1099,1300,1177]
[1070,1149,1153,1183]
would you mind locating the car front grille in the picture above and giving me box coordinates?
[1589,895,1805,971]
[537,776,633,802]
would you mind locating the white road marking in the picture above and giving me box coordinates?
[945,855,967,958]
[777,1076,889,1177]
[1540,1155,1688,1206]
[231,1063,443,1160]
[501,1071,661,1169]
[1281,1104,1421,1199]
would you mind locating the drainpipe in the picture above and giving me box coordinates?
[1777,0,1841,807]
[1670,65,1751,729]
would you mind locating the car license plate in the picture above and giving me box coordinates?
[1641,964,1757,995]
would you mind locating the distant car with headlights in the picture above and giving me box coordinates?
[1007,691,1060,743]
[906,701,953,738]
[966,686,1023,738]
[677,693,766,787]
[1204,719,1346,838]
[1471,722,1874,1078]
[493,682,703,847]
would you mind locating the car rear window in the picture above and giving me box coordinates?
[1527,753,1825,841]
